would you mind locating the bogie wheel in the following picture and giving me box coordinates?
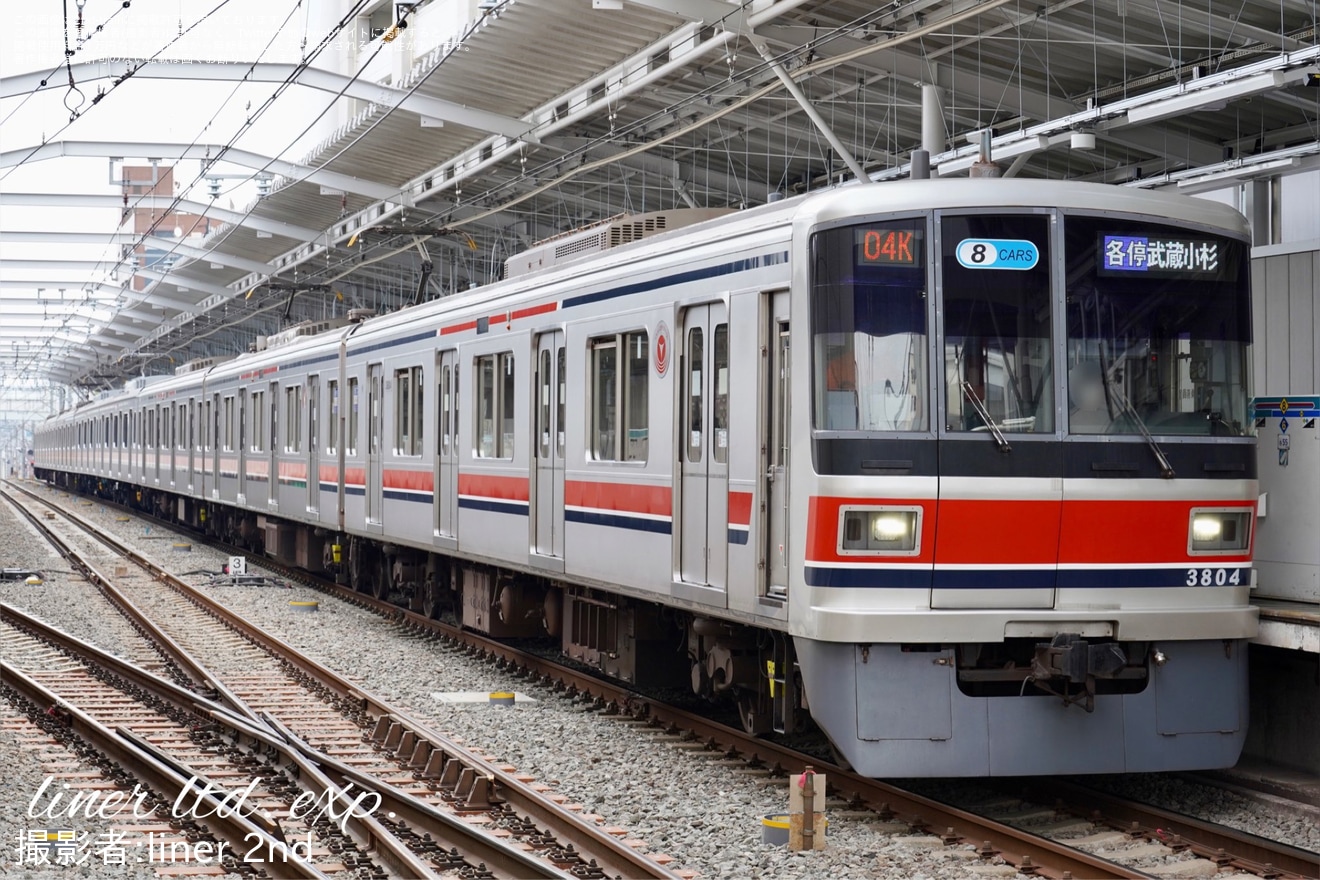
[421,578,439,619]
[373,551,393,601]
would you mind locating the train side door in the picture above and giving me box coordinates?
[761,291,791,598]
[532,331,566,563]
[679,303,729,594]
[366,363,384,525]
[434,349,459,543]
[307,375,320,513]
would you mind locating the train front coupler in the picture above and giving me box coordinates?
[1029,632,1131,712]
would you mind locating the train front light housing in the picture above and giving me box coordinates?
[1188,510,1251,554]
[839,507,921,555]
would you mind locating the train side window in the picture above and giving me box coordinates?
[223,397,233,450]
[538,349,551,459]
[591,331,648,463]
[686,327,703,462]
[394,366,423,455]
[347,377,360,455]
[556,347,566,459]
[251,391,266,452]
[327,380,339,453]
[439,367,450,455]
[591,339,617,460]
[286,385,302,452]
[474,353,515,459]
[714,324,729,464]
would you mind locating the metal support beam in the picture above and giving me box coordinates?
[0,61,536,142]
[139,236,273,276]
[749,36,868,181]
[0,142,402,203]
[0,193,322,241]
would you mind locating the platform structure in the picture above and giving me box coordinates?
[1254,601,1320,654]
[1244,396,1320,773]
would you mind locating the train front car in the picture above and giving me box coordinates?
[790,180,1257,777]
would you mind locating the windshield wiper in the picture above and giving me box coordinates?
[1096,366,1175,479]
[960,381,1011,453]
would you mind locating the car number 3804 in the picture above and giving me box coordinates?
[1185,567,1243,586]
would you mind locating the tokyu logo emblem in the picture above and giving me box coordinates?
[956,238,1039,270]
[655,320,670,377]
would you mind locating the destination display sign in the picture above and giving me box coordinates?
[1100,234,1221,274]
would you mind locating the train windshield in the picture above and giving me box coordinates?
[810,220,929,432]
[1064,216,1251,437]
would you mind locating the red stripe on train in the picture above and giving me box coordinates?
[459,472,530,502]
[728,491,753,527]
[566,480,670,516]
[806,496,1255,565]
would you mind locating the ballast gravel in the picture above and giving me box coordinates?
[5,480,1319,876]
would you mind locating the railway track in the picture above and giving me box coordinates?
[1,483,682,880]
[14,480,1320,880]
[1,611,357,878]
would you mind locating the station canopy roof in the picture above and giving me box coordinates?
[1,0,1316,411]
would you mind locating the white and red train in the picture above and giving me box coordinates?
[35,179,1259,776]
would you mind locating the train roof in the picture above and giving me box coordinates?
[795,178,1251,237]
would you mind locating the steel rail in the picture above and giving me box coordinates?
[0,603,440,878]
[263,714,579,880]
[13,485,682,880]
[1020,779,1320,879]
[0,660,329,880]
[212,561,1145,880]
[0,486,259,723]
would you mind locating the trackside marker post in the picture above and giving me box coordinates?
[789,766,826,850]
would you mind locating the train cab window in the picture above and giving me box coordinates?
[590,332,648,463]
[475,353,515,459]
[810,220,929,432]
[394,366,424,455]
[328,380,340,453]
[348,377,360,455]
[286,386,302,452]
[941,213,1053,434]
[1063,216,1250,436]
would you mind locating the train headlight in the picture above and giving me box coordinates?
[839,507,921,555]
[1188,509,1251,554]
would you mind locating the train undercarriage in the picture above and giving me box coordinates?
[54,472,806,739]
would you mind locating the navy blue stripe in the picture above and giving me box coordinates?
[728,529,749,545]
[566,509,671,535]
[805,566,931,588]
[933,569,1057,589]
[562,251,789,309]
[384,489,431,503]
[1057,566,1249,589]
[459,497,528,517]
[345,486,365,496]
[350,330,436,359]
